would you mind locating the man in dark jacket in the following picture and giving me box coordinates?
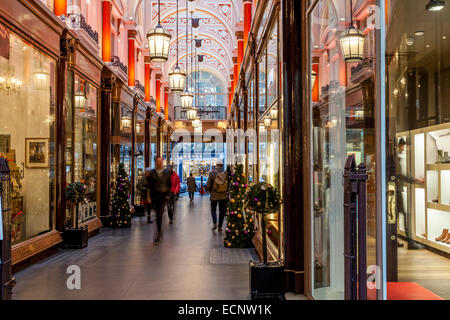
[146,157,172,245]
[206,162,228,232]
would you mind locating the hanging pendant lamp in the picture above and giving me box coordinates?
[147,0,172,62]
[181,0,194,111]
[169,0,186,93]
[193,116,201,128]
[339,0,365,63]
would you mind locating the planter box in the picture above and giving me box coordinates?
[249,260,286,300]
[63,227,88,249]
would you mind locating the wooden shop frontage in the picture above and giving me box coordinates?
[230,0,306,295]
[0,0,173,272]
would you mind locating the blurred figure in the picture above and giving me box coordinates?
[396,138,425,250]
[136,168,153,224]
[168,165,180,224]
[187,173,197,202]
[147,158,172,245]
[207,162,228,232]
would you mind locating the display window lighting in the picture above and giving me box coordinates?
[147,0,172,63]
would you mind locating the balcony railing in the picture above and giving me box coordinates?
[66,13,99,44]
[174,106,227,121]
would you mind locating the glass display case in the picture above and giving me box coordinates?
[406,124,450,253]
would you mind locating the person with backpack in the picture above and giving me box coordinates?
[206,161,228,232]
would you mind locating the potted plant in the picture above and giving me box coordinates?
[63,182,88,249]
[246,182,285,300]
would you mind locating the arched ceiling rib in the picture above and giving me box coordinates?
[146,0,239,85]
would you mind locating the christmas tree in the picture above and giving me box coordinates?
[224,164,255,248]
[110,163,132,228]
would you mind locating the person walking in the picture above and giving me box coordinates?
[395,138,425,249]
[168,165,180,224]
[136,168,153,224]
[206,162,228,232]
[187,173,197,202]
[146,158,172,245]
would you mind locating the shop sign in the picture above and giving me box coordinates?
[0,23,10,60]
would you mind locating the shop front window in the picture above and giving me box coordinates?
[120,106,133,178]
[135,114,145,204]
[0,30,56,244]
[255,16,282,258]
[309,0,376,300]
[258,50,267,118]
[385,0,450,299]
[267,22,279,109]
[151,123,157,169]
[72,75,98,224]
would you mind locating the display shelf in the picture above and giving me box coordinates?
[409,123,450,255]
[427,202,450,212]
[426,164,450,171]
[441,171,450,205]
[425,209,450,253]
[427,170,439,203]
[414,133,425,179]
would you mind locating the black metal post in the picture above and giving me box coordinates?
[344,155,368,300]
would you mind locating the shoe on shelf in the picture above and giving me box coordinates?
[435,229,448,242]
[408,241,425,250]
[443,233,450,244]
[212,224,218,231]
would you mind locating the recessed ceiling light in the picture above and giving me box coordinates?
[406,37,415,46]
[426,0,446,11]
[427,44,430,47]
[415,31,425,36]
[443,36,447,39]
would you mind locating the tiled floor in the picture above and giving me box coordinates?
[12,195,259,300]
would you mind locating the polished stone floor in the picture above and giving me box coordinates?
[12,195,259,300]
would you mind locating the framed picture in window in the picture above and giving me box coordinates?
[25,138,49,168]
